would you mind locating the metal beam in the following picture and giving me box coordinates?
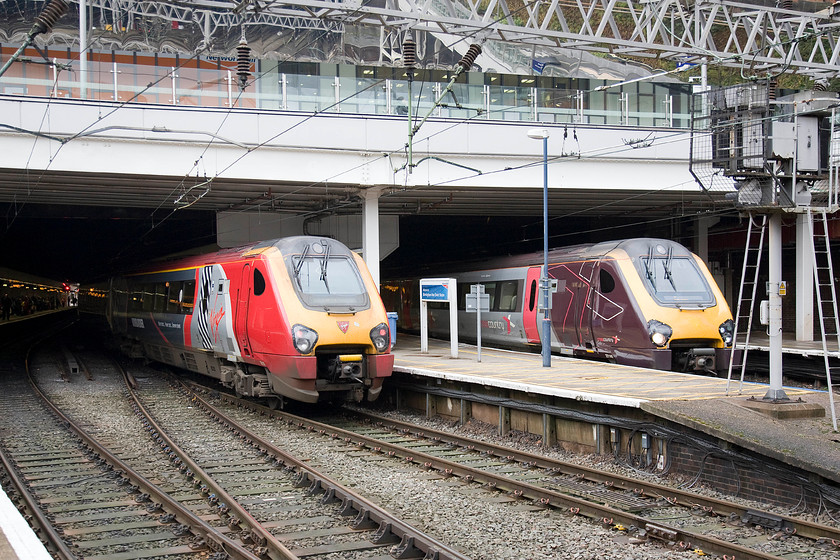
[60,0,840,79]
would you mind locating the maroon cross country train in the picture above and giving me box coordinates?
[382,238,737,374]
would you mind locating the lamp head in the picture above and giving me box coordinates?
[527,128,549,140]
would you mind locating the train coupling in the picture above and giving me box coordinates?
[328,354,363,381]
[687,348,716,374]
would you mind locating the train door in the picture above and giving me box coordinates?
[236,264,252,357]
[552,260,595,350]
[522,267,542,343]
[577,260,597,350]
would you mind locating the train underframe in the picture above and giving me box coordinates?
[120,338,391,408]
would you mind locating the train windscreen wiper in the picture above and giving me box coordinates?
[663,247,677,291]
[294,244,310,280]
[644,247,656,289]
[319,242,330,291]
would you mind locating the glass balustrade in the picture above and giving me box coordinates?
[0,45,693,128]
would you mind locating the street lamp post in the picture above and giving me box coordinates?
[527,128,551,367]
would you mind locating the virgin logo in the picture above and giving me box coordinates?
[337,321,350,333]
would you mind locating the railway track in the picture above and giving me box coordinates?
[186,382,840,560]
[3,321,839,560]
[22,341,470,560]
[0,350,259,559]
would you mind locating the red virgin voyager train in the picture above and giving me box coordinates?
[107,236,394,406]
[382,238,736,374]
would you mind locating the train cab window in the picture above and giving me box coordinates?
[638,255,715,307]
[528,280,537,312]
[290,253,368,311]
[253,269,266,296]
[497,281,519,311]
[599,269,616,294]
[182,280,195,314]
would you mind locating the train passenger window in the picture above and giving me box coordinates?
[130,287,143,312]
[182,280,195,314]
[485,283,497,310]
[153,283,167,313]
[166,282,180,313]
[599,269,616,294]
[529,280,537,312]
[497,281,519,311]
[253,269,266,296]
[141,284,155,312]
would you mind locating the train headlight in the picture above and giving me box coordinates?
[719,319,734,347]
[291,324,319,354]
[370,322,390,353]
[647,319,672,348]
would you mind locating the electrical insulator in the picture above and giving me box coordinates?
[458,44,482,72]
[236,38,251,90]
[34,0,68,35]
[402,38,417,69]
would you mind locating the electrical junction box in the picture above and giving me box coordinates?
[770,122,796,160]
[760,300,770,325]
[796,116,820,171]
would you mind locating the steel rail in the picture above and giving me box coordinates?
[351,408,840,544]
[122,375,300,560]
[179,381,474,560]
[193,386,825,560]
[0,442,78,560]
[24,361,264,560]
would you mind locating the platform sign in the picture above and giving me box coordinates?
[419,278,458,358]
[420,279,452,302]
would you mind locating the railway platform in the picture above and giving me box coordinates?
[0,483,51,560]
[389,335,840,487]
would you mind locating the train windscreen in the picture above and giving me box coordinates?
[637,256,715,308]
[289,254,370,311]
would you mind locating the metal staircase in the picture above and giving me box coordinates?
[808,210,839,431]
[726,213,767,395]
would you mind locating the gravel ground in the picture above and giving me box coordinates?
[350,404,840,529]
[25,351,840,560]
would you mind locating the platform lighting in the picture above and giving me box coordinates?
[527,128,551,367]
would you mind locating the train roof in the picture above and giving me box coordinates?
[120,236,351,276]
[399,238,695,276]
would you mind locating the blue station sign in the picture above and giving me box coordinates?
[420,279,453,302]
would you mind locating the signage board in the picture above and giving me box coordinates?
[466,293,490,313]
[420,279,452,302]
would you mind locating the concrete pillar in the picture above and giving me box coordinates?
[694,215,719,264]
[796,214,814,341]
[362,187,382,289]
